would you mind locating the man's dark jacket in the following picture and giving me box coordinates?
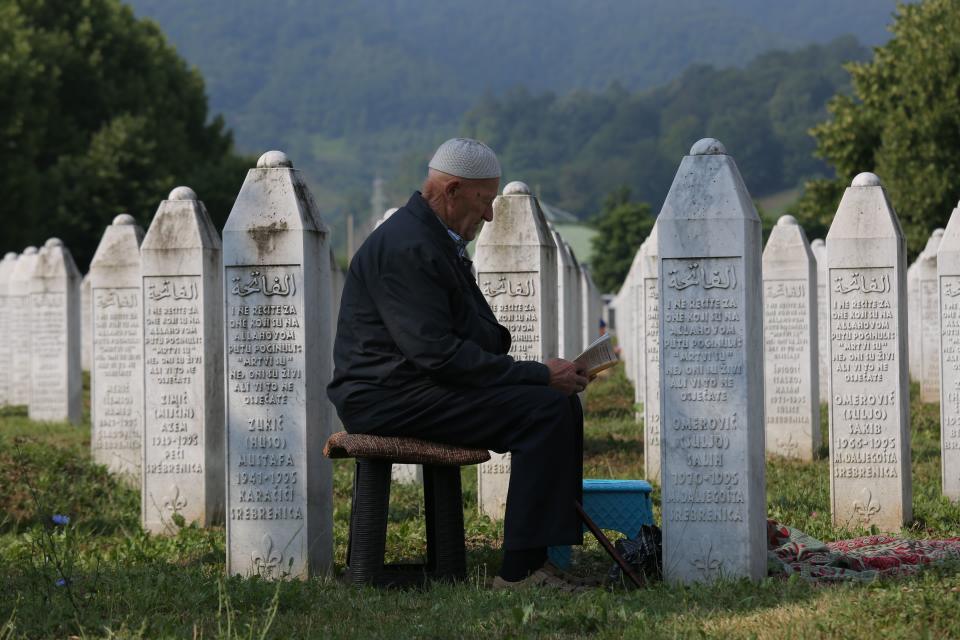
[327,192,550,432]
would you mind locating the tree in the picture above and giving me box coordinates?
[0,0,251,270]
[792,0,960,256]
[587,187,656,293]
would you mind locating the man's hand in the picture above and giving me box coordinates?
[546,358,589,396]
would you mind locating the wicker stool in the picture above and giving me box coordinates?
[324,431,490,587]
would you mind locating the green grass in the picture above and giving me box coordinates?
[3,370,960,638]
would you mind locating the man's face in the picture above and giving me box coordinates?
[447,177,500,241]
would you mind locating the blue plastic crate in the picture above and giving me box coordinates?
[548,478,654,569]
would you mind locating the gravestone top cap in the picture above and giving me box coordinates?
[689,138,727,156]
[113,213,136,226]
[429,137,501,179]
[776,214,798,227]
[3,252,16,260]
[44,238,63,248]
[23,246,37,255]
[851,172,881,187]
[168,186,197,201]
[503,181,531,195]
[810,238,825,247]
[933,228,945,237]
[257,150,293,169]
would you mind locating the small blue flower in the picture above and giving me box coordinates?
[51,514,70,526]
[55,578,67,587]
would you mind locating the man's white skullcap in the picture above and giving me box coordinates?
[428,138,501,179]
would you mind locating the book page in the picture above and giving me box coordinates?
[573,333,618,376]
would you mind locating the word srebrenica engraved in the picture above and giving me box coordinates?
[226,265,306,578]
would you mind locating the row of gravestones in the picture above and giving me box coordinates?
[0,151,604,579]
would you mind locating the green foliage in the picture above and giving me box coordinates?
[0,0,251,270]
[793,0,960,256]
[461,38,868,217]
[588,188,656,292]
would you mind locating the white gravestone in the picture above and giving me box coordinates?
[81,273,92,372]
[474,180,558,520]
[566,242,584,357]
[762,215,820,460]
[581,266,603,347]
[918,229,944,403]
[641,222,661,482]
[811,239,829,403]
[657,138,767,584]
[223,151,334,579]
[29,239,82,423]
[939,203,960,500]
[907,260,921,381]
[826,172,911,531]
[551,226,577,359]
[90,214,145,483]
[141,186,225,533]
[628,245,645,393]
[0,252,17,405]
[9,247,39,406]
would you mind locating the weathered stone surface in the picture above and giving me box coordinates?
[810,239,829,403]
[9,247,39,406]
[918,229,944,403]
[551,226,578,359]
[0,252,17,405]
[29,239,82,423]
[141,186,225,534]
[657,139,766,584]
[826,172,911,532]
[90,214,145,484]
[580,266,603,348]
[81,273,91,372]
[622,245,644,396]
[641,222,661,482]
[939,203,960,500]
[762,216,819,460]
[566,241,584,358]
[223,151,334,579]
[907,260,921,381]
[474,181,558,520]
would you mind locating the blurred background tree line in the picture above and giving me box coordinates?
[3,0,958,292]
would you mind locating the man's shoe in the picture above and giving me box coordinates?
[541,561,603,587]
[491,568,588,593]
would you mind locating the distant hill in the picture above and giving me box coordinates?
[124,0,900,221]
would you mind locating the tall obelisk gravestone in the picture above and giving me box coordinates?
[658,138,766,584]
[762,216,819,460]
[566,241,584,357]
[907,260,921,381]
[223,151,334,579]
[0,252,17,405]
[552,226,577,359]
[10,247,39,406]
[939,202,960,500]
[826,172,910,531]
[90,214,145,483]
[918,229,944,403]
[141,186,225,533]
[581,266,603,347]
[641,222,661,482]
[811,239,829,403]
[30,238,82,423]
[474,180,558,520]
[81,273,92,372]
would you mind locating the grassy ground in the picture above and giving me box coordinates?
[3,369,960,638]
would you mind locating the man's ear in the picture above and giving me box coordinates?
[444,178,461,198]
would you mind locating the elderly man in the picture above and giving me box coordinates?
[328,138,588,589]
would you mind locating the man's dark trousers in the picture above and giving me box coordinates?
[346,383,584,551]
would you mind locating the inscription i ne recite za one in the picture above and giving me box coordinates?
[479,272,539,361]
[662,258,745,528]
[829,268,899,522]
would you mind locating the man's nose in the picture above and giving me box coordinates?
[482,207,494,222]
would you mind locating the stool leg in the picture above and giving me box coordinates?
[348,458,392,585]
[423,464,466,581]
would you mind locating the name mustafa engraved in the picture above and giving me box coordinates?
[479,271,540,361]
[662,258,745,523]
[829,267,900,482]
[227,267,304,522]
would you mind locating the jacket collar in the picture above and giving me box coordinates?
[404,191,463,262]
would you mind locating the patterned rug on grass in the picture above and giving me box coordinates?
[766,520,960,582]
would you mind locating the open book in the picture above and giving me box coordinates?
[573,333,619,377]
